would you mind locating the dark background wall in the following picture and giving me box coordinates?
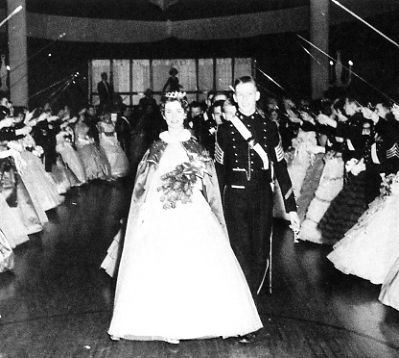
[1,9,398,110]
[22,32,309,110]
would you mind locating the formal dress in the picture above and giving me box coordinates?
[50,157,72,195]
[98,121,129,179]
[327,172,399,284]
[299,150,345,244]
[103,130,262,343]
[0,192,29,248]
[0,148,48,235]
[17,148,63,211]
[318,120,378,244]
[0,228,14,273]
[380,255,399,311]
[273,127,323,221]
[74,121,111,181]
[55,129,87,186]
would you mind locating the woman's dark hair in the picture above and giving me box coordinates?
[160,92,189,116]
[332,98,345,113]
[212,100,225,113]
[13,106,26,118]
[312,98,332,116]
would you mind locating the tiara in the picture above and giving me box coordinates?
[165,91,186,99]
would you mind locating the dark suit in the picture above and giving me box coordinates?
[115,115,132,156]
[188,114,217,158]
[216,110,296,296]
[97,80,114,112]
[31,120,58,172]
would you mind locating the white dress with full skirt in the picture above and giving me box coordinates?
[98,122,129,179]
[0,229,14,273]
[108,138,262,342]
[19,151,64,211]
[327,177,399,284]
[299,152,344,244]
[273,129,322,220]
[379,255,399,311]
[55,132,87,186]
[0,193,29,248]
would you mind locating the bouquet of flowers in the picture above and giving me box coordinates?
[158,160,207,209]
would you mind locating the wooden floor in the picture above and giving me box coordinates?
[1,180,399,358]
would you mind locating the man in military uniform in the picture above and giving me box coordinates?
[216,76,300,300]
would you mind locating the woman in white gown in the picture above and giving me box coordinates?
[55,123,87,187]
[74,115,111,181]
[273,111,325,221]
[102,92,262,343]
[8,126,63,212]
[1,119,48,235]
[327,171,399,284]
[0,148,32,272]
[97,114,129,179]
[299,113,345,244]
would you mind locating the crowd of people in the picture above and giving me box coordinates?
[2,71,399,344]
[0,97,131,273]
[267,93,399,312]
[159,85,399,317]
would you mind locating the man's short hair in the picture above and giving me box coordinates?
[233,75,257,90]
[190,101,203,110]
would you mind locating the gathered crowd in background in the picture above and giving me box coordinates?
[1,77,399,314]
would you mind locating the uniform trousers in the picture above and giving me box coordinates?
[224,182,273,297]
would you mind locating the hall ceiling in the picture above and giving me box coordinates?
[23,0,308,21]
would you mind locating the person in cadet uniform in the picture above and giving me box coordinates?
[216,76,300,300]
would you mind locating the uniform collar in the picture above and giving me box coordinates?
[236,110,258,121]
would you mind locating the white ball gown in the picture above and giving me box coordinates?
[103,130,262,343]
[74,121,111,181]
[0,228,14,273]
[273,128,324,221]
[9,134,64,211]
[299,151,344,244]
[98,121,129,179]
[327,172,399,284]
[0,192,29,248]
[55,129,87,186]
[380,255,399,311]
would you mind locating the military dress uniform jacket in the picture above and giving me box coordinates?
[216,110,296,213]
[371,119,399,175]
